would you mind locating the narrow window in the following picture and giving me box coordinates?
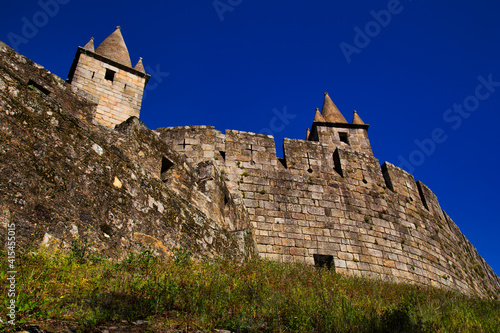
[160,156,174,182]
[278,158,287,169]
[105,69,115,82]
[27,79,50,95]
[339,132,349,145]
[333,149,343,177]
[124,83,127,89]
[91,71,95,79]
[306,153,313,173]
[381,163,395,192]
[417,182,430,210]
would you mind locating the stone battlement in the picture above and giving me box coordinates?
[157,124,500,297]
[2,24,498,300]
[59,27,500,298]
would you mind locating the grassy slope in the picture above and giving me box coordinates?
[1,247,499,333]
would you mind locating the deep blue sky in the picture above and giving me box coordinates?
[2,0,500,275]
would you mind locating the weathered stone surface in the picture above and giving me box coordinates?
[1,38,499,299]
[0,41,256,261]
[158,94,500,299]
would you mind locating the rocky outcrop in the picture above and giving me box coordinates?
[0,41,256,261]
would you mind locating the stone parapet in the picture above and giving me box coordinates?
[160,125,500,298]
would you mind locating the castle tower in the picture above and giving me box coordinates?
[307,92,373,155]
[67,27,150,127]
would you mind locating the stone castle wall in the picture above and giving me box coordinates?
[158,125,500,298]
[1,38,498,299]
[69,50,146,127]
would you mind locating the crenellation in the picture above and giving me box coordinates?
[8,27,496,298]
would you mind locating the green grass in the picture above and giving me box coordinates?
[1,248,499,332]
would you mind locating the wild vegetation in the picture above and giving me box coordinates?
[1,245,499,332]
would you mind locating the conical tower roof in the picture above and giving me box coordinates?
[321,92,347,123]
[313,108,326,122]
[83,37,95,52]
[95,26,132,67]
[352,110,365,125]
[134,57,146,73]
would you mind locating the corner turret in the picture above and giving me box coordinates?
[313,107,326,123]
[82,37,94,52]
[134,57,146,73]
[352,110,365,125]
[307,92,373,156]
[67,26,151,128]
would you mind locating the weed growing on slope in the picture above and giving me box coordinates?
[1,249,499,332]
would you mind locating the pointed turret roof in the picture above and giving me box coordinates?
[83,37,95,52]
[321,92,347,123]
[313,108,326,122]
[95,26,132,67]
[134,57,146,73]
[352,110,365,125]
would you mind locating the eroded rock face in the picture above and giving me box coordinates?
[0,41,256,261]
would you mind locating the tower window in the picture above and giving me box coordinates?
[339,132,349,145]
[104,69,115,82]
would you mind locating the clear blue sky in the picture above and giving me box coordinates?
[2,0,500,275]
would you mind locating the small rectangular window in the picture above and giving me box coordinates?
[339,132,349,145]
[313,254,334,270]
[105,69,115,82]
